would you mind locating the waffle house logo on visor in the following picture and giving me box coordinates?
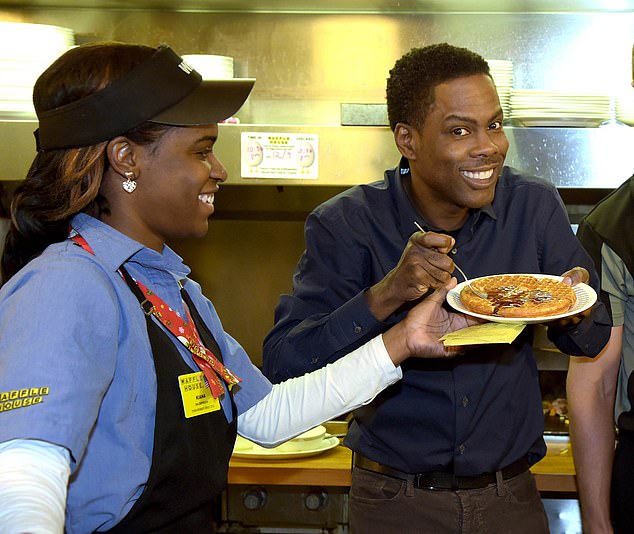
[178,60,194,74]
[0,386,50,412]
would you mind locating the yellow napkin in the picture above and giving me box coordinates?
[440,322,527,346]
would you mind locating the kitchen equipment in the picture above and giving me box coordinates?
[221,485,349,533]
[223,442,351,532]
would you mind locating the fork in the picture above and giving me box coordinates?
[413,221,487,298]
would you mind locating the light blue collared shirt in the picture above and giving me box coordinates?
[0,213,272,532]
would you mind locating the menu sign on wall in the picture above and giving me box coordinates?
[240,132,318,179]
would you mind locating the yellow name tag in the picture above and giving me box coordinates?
[178,372,220,418]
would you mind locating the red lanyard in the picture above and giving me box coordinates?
[69,230,241,398]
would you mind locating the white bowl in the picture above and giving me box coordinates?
[276,425,327,452]
[181,54,234,80]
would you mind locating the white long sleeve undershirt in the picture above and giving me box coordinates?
[237,335,401,446]
[0,334,401,531]
[0,439,70,534]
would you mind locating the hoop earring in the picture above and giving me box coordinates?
[122,171,137,193]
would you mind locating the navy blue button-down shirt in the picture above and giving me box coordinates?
[263,159,610,475]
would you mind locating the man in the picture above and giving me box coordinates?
[566,44,634,534]
[263,43,610,534]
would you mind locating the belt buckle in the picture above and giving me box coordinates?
[413,473,455,491]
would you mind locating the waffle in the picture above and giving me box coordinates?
[460,274,577,318]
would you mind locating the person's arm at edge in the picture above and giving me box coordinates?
[0,439,70,533]
[567,325,622,534]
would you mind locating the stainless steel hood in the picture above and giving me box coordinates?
[2,0,634,12]
[1,6,632,190]
[2,120,632,190]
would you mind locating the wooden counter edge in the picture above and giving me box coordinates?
[228,464,352,486]
[228,445,353,487]
[228,443,578,493]
[531,471,578,493]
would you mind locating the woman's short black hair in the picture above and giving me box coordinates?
[386,43,492,131]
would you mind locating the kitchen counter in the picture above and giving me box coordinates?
[228,436,576,493]
[532,436,577,493]
[229,444,353,487]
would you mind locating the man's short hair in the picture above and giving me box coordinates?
[386,43,491,131]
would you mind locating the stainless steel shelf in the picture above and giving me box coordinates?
[2,121,632,191]
[1,0,634,12]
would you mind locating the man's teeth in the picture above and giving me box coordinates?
[463,169,494,180]
[198,193,214,205]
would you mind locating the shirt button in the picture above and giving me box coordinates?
[311,356,319,364]
[458,444,466,455]
[462,396,469,407]
[353,324,362,334]
[451,248,458,255]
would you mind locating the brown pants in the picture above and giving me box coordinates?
[349,466,550,534]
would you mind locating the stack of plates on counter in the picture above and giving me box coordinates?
[182,54,243,123]
[0,22,74,119]
[486,59,514,119]
[181,54,234,80]
[509,89,611,127]
[616,94,634,126]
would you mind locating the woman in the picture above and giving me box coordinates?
[0,42,472,533]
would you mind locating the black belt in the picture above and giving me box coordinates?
[354,453,529,491]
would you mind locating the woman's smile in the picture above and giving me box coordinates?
[198,192,215,207]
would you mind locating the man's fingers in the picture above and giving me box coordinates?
[411,230,455,253]
[415,284,429,295]
[424,277,457,304]
[561,266,589,286]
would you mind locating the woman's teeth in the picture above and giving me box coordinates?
[462,169,494,180]
[198,193,214,205]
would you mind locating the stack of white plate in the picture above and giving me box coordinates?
[181,54,234,80]
[0,22,74,118]
[509,89,611,127]
[616,94,634,126]
[486,59,514,119]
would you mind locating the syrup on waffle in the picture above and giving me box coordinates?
[459,274,577,318]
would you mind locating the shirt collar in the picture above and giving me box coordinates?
[389,157,425,236]
[392,156,498,234]
[70,213,190,278]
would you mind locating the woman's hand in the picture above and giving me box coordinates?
[382,278,481,365]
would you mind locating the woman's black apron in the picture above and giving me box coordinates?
[104,267,237,533]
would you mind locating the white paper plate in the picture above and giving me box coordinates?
[232,435,340,460]
[446,274,597,324]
